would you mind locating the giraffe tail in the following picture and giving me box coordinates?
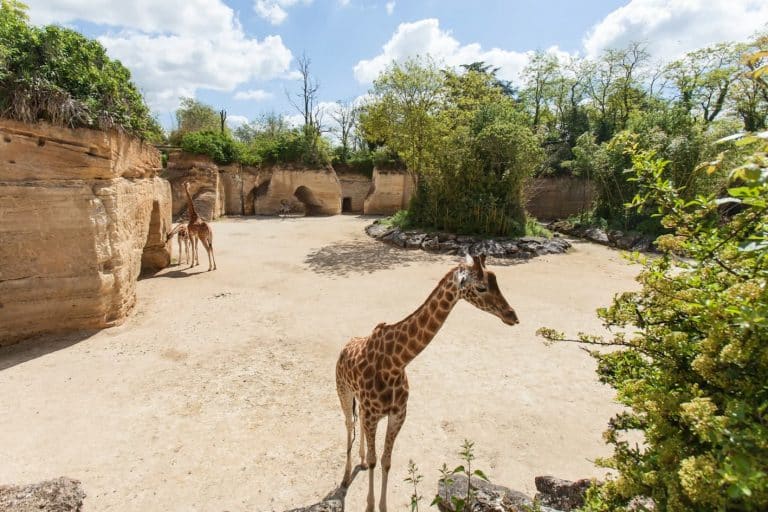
[351,396,358,444]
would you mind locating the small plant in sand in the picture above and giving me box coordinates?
[432,439,490,511]
[405,459,424,512]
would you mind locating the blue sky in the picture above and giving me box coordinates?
[22,0,768,131]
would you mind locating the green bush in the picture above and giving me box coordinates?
[409,102,543,236]
[540,137,768,511]
[180,131,244,165]
[0,1,161,140]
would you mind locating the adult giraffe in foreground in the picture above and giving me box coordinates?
[335,254,519,512]
[184,182,217,271]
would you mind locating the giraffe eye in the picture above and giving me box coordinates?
[476,285,488,293]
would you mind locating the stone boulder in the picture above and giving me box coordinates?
[365,221,570,260]
[534,476,592,511]
[0,119,172,346]
[437,475,561,512]
[0,477,86,511]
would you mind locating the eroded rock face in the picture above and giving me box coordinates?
[164,152,223,221]
[254,166,342,216]
[336,170,372,213]
[0,120,172,346]
[363,168,414,215]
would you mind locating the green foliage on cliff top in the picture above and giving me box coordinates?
[0,0,162,140]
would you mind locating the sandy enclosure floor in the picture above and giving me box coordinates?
[0,216,639,511]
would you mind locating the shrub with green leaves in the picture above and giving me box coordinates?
[0,0,162,140]
[539,136,768,511]
[180,131,245,165]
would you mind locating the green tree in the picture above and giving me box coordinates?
[540,135,768,511]
[665,42,741,124]
[520,50,560,130]
[359,58,446,179]
[170,97,221,144]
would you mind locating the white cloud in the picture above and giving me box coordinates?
[227,115,250,128]
[385,1,395,15]
[353,18,545,84]
[24,0,239,38]
[253,0,312,25]
[339,0,351,6]
[583,0,768,60]
[23,0,294,112]
[234,89,274,101]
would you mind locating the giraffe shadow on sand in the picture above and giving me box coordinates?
[288,465,364,511]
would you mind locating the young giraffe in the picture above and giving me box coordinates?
[335,254,519,512]
[166,223,190,265]
[184,182,217,271]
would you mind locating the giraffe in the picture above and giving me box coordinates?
[335,253,519,512]
[166,223,190,265]
[184,182,217,271]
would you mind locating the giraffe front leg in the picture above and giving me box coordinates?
[364,417,378,512]
[379,408,407,512]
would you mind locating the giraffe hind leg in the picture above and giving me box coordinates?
[337,386,355,487]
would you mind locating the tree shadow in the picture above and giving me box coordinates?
[304,239,445,277]
[0,329,99,372]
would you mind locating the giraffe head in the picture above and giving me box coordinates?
[455,254,519,325]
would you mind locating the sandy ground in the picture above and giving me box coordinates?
[0,216,640,511]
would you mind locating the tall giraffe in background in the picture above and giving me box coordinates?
[335,254,519,512]
[184,182,217,271]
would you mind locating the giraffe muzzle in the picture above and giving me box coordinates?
[501,309,519,325]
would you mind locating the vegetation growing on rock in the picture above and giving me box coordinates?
[0,0,162,140]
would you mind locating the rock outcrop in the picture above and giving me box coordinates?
[363,168,414,215]
[164,152,224,221]
[534,476,592,511]
[365,221,571,260]
[0,119,172,346]
[548,220,656,252]
[437,475,562,512]
[253,166,342,215]
[0,477,85,511]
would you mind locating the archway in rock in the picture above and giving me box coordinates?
[294,185,324,216]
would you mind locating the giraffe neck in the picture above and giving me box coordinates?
[185,188,199,224]
[392,269,461,368]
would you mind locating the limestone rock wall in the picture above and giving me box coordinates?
[337,172,372,213]
[526,177,596,220]
[0,119,172,346]
[165,152,224,221]
[253,166,341,215]
[363,168,414,215]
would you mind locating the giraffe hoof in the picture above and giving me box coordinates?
[360,463,369,470]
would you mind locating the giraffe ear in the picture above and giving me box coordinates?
[464,253,474,266]
[478,254,487,267]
